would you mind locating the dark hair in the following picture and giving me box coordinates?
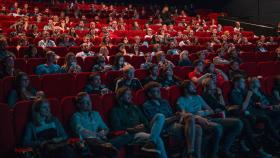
[115,86,130,100]
[149,64,158,73]
[144,81,161,94]
[230,60,240,65]
[15,72,32,98]
[88,72,100,82]
[274,75,280,88]
[64,52,75,67]
[232,75,244,84]
[32,98,53,126]
[24,44,37,58]
[75,92,88,106]
[96,55,106,64]
[113,53,124,67]
[193,59,203,67]
[180,80,192,93]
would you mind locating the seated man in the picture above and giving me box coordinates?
[213,49,230,65]
[188,60,211,85]
[76,43,95,59]
[177,80,243,158]
[142,82,203,158]
[140,53,153,70]
[110,87,168,158]
[142,64,161,86]
[228,60,246,80]
[84,73,110,95]
[71,92,134,157]
[35,51,61,75]
[38,31,56,48]
[92,55,112,72]
[230,76,280,156]
[115,65,142,91]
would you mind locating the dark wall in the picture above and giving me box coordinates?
[192,0,280,26]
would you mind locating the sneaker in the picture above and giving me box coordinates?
[141,141,161,155]
[258,148,272,158]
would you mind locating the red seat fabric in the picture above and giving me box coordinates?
[48,46,69,57]
[75,72,92,93]
[0,105,15,157]
[60,96,77,129]
[221,81,233,104]
[135,69,149,81]
[83,56,98,72]
[26,58,47,74]
[257,61,276,76]
[100,93,117,124]
[104,70,123,89]
[41,74,75,98]
[0,80,3,102]
[14,58,27,72]
[240,62,258,77]
[130,56,145,69]
[14,101,33,145]
[1,76,14,103]
[168,86,182,110]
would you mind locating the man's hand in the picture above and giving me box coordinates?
[195,116,209,127]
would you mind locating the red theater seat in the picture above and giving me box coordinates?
[240,62,258,77]
[100,93,117,123]
[168,86,182,110]
[13,101,33,146]
[104,70,123,89]
[83,56,98,72]
[14,58,27,73]
[221,81,233,104]
[60,96,77,129]
[0,105,14,157]
[257,61,276,76]
[135,69,149,81]
[41,74,75,99]
[26,58,47,74]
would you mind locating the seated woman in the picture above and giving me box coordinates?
[228,60,246,80]
[84,73,110,95]
[166,41,180,55]
[140,53,153,70]
[156,51,175,69]
[92,55,112,72]
[61,52,82,73]
[111,53,129,71]
[201,77,226,113]
[23,99,77,158]
[71,92,133,157]
[115,65,142,91]
[159,66,181,87]
[272,75,280,104]
[142,64,160,86]
[0,55,18,79]
[178,50,192,66]
[98,46,109,60]
[7,72,38,107]
[204,62,228,87]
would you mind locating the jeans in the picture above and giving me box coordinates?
[132,113,167,158]
[212,118,243,152]
[165,117,203,158]
[203,118,243,158]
